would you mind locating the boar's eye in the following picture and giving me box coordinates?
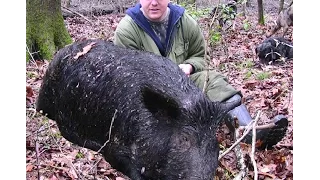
[170,133,194,152]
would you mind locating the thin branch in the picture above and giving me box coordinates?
[219,120,255,160]
[61,6,93,24]
[26,44,35,62]
[202,48,209,93]
[219,110,264,161]
[276,143,293,149]
[92,157,103,176]
[285,90,293,113]
[239,121,278,131]
[36,123,55,134]
[35,135,40,180]
[210,0,221,28]
[26,108,37,118]
[250,111,261,180]
[271,89,288,104]
[97,109,118,153]
[232,128,248,180]
[258,172,276,179]
[88,109,118,173]
[26,44,39,68]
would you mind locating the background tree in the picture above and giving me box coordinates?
[246,0,251,7]
[278,0,285,14]
[257,0,264,25]
[279,0,293,14]
[26,0,72,61]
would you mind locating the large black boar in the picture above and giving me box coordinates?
[36,39,240,179]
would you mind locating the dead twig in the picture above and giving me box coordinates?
[238,122,278,131]
[210,0,221,28]
[219,110,263,161]
[26,44,39,68]
[202,39,210,93]
[277,143,293,149]
[61,6,93,24]
[250,111,261,180]
[97,109,118,153]
[285,90,293,113]
[232,128,248,180]
[28,114,56,136]
[88,109,118,173]
[26,108,37,118]
[36,123,56,135]
[219,120,255,160]
[258,171,276,179]
[35,135,40,180]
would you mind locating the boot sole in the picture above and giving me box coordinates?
[242,115,289,150]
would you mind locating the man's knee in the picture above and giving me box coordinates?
[190,71,239,102]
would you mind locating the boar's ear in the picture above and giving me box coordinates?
[142,87,180,119]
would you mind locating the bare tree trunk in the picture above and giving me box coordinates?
[242,2,247,17]
[246,0,251,7]
[257,0,264,25]
[239,0,249,17]
[278,0,285,14]
[26,0,72,61]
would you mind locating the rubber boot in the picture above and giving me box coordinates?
[225,94,289,150]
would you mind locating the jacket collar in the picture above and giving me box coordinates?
[126,3,185,56]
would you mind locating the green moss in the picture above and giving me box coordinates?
[26,52,29,62]
[76,151,85,159]
[26,0,72,61]
[53,12,73,49]
[244,70,253,79]
[256,71,271,80]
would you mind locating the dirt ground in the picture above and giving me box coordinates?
[26,0,293,179]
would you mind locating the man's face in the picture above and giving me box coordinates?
[140,0,170,21]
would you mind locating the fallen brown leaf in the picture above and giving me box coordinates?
[255,139,264,148]
[25,7,293,180]
[67,168,78,179]
[73,42,96,60]
[260,164,277,173]
[26,164,34,172]
[26,86,34,97]
[49,174,59,180]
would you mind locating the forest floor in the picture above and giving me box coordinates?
[26,1,293,180]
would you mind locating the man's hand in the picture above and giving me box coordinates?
[178,64,193,76]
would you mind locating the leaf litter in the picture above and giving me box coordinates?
[26,5,293,180]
